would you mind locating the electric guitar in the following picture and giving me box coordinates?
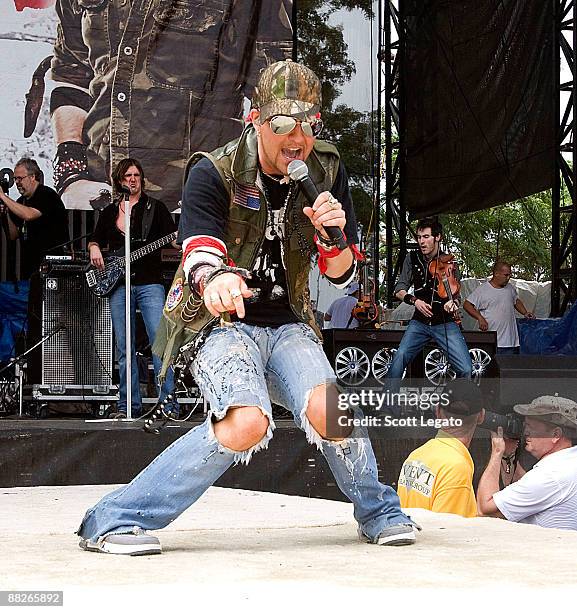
[85,232,177,297]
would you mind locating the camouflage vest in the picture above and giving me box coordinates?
[153,125,340,376]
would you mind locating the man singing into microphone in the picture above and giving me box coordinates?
[77,60,418,555]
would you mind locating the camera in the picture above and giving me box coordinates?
[1,167,15,195]
[480,410,524,439]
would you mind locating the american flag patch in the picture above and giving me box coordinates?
[233,182,261,210]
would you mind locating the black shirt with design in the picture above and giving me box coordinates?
[179,157,359,328]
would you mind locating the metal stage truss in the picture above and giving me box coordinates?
[382,0,409,308]
[381,0,577,314]
[553,0,577,316]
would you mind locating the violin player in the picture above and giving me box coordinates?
[385,217,472,383]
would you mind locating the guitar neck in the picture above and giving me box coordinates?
[118,232,177,266]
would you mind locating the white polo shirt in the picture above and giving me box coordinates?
[493,446,577,530]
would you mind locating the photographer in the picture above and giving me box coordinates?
[477,396,577,530]
[397,379,485,518]
[0,158,69,279]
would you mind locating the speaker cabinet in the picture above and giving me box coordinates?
[323,329,497,386]
[42,270,113,387]
[496,355,577,405]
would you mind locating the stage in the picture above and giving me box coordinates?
[1,415,502,496]
[1,484,576,606]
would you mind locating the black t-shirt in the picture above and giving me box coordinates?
[179,156,358,327]
[10,185,70,279]
[90,194,176,286]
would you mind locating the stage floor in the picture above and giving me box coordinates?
[1,485,576,607]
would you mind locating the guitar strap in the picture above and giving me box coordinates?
[346,311,355,329]
[141,194,156,241]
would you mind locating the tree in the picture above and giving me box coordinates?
[297,0,377,231]
[440,191,552,280]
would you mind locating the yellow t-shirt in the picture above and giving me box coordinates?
[397,432,477,518]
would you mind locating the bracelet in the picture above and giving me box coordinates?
[201,265,252,295]
[53,141,89,195]
[315,232,347,274]
[188,263,217,297]
[314,230,341,250]
[403,293,416,305]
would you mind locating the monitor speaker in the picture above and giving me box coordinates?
[496,355,577,405]
[323,329,497,386]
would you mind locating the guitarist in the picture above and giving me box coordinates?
[88,158,177,418]
[386,217,472,384]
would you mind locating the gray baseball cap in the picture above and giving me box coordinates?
[346,282,360,295]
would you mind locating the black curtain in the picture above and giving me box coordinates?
[403,0,556,216]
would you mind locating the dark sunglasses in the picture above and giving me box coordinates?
[268,115,323,138]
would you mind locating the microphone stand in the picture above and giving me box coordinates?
[44,230,94,255]
[0,325,64,417]
[123,190,133,419]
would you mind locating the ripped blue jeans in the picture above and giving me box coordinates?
[77,322,410,543]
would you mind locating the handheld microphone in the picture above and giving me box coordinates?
[117,185,131,196]
[287,160,347,251]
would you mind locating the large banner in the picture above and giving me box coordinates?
[1,0,293,211]
[403,0,556,216]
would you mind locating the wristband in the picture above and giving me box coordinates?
[201,265,252,296]
[188,263,217,297]
[314,232,344,275]
[314,230,342,251]
[403,294,417,305]
[53,141,89,195]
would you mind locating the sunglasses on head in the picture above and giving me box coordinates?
[267,115,323,138]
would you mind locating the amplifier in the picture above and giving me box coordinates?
[323,329,497,386]
[41,256,89,276]
[42,271,113,387]
[160,248,181,263]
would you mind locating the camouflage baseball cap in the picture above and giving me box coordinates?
[514,395,577,430]
[252,60,322,121]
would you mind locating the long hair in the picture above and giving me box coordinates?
[111,158,145,192]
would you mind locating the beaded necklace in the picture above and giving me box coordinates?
[258,171,315,262]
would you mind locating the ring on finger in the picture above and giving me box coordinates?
[327,195,340,210]
[209,293,220,303]
[230,289,242,299]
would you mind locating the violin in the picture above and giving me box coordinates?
[427,254,461,324]
[352,248,379,326]
[352,281,379,325]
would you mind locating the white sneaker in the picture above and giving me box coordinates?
[79,527,161,556]
[359,523,417,546]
